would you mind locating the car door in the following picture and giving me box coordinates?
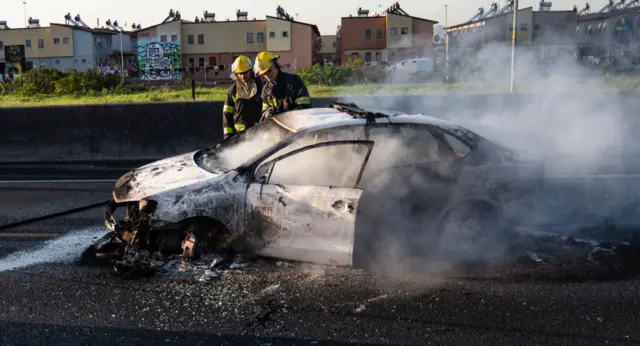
[244,140,374,266]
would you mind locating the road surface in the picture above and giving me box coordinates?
[0,164,639,345]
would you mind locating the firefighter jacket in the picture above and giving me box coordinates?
[261,71,311,120]
[222,78,264,135]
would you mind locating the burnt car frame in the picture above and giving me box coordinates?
[89,102,543,268]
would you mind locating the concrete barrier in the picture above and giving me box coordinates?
[2,92,640,163]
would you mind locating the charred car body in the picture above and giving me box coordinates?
[87,102,544,270]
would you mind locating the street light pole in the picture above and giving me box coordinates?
[509,0,519,93]
[119,30,125,83]
[23,1,27,27]
[445,4,449,83]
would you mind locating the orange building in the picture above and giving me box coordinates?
[337,3,438,65]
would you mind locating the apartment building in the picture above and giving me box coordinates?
[0,15,137,77]
[575,0,640,65]
[136,7,321,81]
[337,3,438,65]
[319,35,338,64]
[446,1,577,62]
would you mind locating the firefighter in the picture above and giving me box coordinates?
[222,55,264,140]
[253,51,311,121]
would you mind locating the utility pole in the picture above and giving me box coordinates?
[119,30,125,83]
[112,21,126,83]
[445,4,449,83]
[23,1,27,27]
[509,0,519,93]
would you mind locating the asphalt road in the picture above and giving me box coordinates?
[1,165,640,345]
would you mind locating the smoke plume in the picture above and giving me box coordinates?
[335,31,636,277]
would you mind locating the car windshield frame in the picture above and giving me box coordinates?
[193,118,296,174]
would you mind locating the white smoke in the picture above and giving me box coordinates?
[332,28,636,276]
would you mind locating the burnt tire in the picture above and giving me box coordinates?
[435,203,507,266]
[179,220,233,260]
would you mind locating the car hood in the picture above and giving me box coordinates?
[113,151,223,202]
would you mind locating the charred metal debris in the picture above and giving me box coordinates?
[80,200,241,279]
[330,102,389,124]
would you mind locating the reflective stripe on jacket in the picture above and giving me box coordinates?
[222,79,264,135]
[261,71,311,120]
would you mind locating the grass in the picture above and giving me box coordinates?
[2,75,640,107]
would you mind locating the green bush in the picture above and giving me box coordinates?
[294,57,388,86]
[0,81,12,96]
[8,68,122,96]
[53,71,120,95]
[13,68,65,96]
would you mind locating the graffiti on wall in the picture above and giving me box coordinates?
[137,40,182,81]
[612,16,638,47]
[3,45,27,80]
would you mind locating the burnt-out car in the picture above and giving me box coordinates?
[86,102,544,269]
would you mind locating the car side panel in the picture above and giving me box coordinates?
[244,183,363,266]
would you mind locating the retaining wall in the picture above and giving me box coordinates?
[1,92,640,163]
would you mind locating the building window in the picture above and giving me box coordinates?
[81,59,87,64]
[401,27,409,35]
[364,29,372,40]
[257,32,264,43]
[63,37,70,44]
[188,34,194,44]
[376,29,383,40]
[25,40,32,49]
[375,51,381,61]
[390,28,397,35]
[282,31,289,38]
[55,60,60,65]
[171,34,178,41]
[198,57,205,67]
[332,41,336,48]
[247,32,254,43]
[0,41,3,50]
[198,34,204,44]
[269,31,275,38]
[520,23,528,31]
[38,39,44,49]
[534,24,540,31]
[74,59,78,64]
[364,52,372,62]
[509,24,514,31]
[160,35,167,42]
[54,38,60,44]
[188,57,195,67]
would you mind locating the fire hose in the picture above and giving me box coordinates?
[0,201,110,232]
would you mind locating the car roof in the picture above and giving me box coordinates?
[272,106,465,133]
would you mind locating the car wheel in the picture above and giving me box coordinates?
[435,203,506,266]
[179,220,233,260]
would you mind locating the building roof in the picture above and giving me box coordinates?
[447,6,534,30]
[266,16,321,37]
[447,6,579,30]
[578,6,640,21]
[341,12,439,24]
[137,19,192,32]
[137,16,321,37]
[0,23,134,35]
[51,23,135,35]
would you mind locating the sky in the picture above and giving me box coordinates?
[3,0,586,34]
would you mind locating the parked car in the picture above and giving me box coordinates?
[87,102,544,270]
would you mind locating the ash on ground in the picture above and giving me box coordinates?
[88,225,640,282]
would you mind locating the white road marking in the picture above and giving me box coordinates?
[0,179,115,184]
[0,227,107,272]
